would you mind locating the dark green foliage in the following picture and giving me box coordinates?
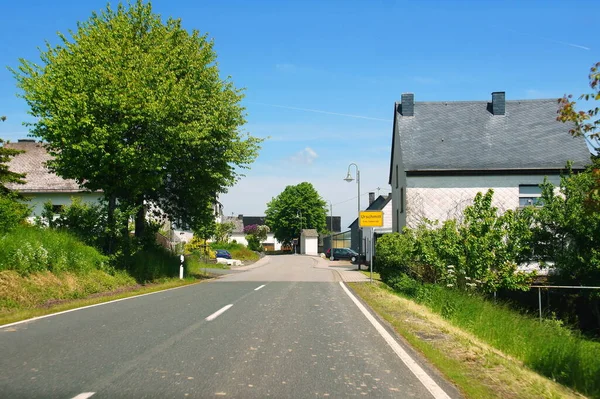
[376,189,535,293]
[265,182,327,246]
[38,199,105,247]
[0,193,30,233]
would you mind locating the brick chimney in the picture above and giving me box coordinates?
[400,93,414,116]
[491,92,505,115]
[369,192,375,206]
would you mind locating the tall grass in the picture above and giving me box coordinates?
[388,279,600,398]
[0,226,108,275]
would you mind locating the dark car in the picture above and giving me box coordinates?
[326,248,361,262]
[215,249,232,259]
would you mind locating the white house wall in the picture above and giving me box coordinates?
[24,192,103,217]
[229,232,282,250]
[405,174,561,228]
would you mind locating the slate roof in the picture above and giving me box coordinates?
[390,97,592,178]
[301,229,319,238]
[3,141,84,193]
[222,216,244,233]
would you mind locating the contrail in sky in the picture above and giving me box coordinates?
[249,102,391,122]
[505,28,590,50]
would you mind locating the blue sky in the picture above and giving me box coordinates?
[1,0,597,228]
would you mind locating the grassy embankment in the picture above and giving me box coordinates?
[0,226,212,325]
[350,280,599,399]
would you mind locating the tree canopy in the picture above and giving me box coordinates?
[12,0,261,236]
[265,182,327,246]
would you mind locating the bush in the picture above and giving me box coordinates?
[0,225,108,275]
[0,194,30,233]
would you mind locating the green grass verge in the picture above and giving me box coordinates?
[359,270,381,281]
[384,278,600,398]
[349,282,584,399]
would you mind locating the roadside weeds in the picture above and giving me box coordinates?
[348,281,586,399]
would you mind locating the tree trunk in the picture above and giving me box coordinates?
[134,198,146,238]
[106,194,117,255]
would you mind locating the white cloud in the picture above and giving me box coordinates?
[290,147,318,164]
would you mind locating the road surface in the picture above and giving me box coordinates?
[1,255,461,398]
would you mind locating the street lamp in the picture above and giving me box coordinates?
[344,163,361,270]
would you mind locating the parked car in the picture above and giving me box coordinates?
[215,249,232,259]
[326,248,362,262]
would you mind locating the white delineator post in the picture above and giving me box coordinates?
[179,254,184,279]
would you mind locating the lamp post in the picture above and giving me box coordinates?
[344,163,361,270]
[297,209,302,254]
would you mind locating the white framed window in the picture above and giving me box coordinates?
[519,184,543,207]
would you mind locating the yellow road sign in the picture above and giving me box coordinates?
[359,211,383,227]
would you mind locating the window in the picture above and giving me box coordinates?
[519,184,543,207]
[400,187,404,213]
[396,209,399,233]
[395,165,398,189]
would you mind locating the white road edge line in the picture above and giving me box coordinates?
[339,282,451,399]
[71,393,95,399]
[254,284,266,291]
[205,304,233,321]
[1,282,199,329]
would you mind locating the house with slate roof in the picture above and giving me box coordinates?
[347,192,392,256]
[389,92,592,232]
[4,140,101,216]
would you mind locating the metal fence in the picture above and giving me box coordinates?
[530,285,600,322]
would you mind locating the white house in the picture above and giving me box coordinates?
[388,92,592,232]
[4,140,101,216]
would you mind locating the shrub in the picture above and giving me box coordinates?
[0,194,30,233]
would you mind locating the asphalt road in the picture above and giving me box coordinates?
[1,255,461,399]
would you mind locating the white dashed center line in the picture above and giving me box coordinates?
[71,393,95,399]
[254,285,266,291]
[205,304,233,321]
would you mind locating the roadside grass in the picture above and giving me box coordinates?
[360,270,381,281]
[350,281,591,399]
[185,254,229,275]
[0,225,108,275]
[0,274,210,326]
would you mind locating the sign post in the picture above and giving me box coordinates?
[179,254,184,280]
[359,211,383,283]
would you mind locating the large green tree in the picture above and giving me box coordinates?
[265,182,327,246]
[12,1,261,240]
